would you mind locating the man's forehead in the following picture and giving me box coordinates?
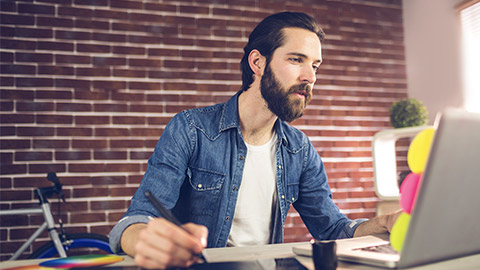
[279,27,322,61]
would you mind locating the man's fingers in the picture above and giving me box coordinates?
[149,218,205,254]
[135,230,195,269]
[132,218,206,269]
[183,223,208,248]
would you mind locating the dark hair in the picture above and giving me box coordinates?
[240,12,325,91]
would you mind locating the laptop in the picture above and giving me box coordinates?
[293,109,480,268]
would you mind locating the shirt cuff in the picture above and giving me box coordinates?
[109,215,152,254]
[338,218,369,239]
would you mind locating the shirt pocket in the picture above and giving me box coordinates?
[186,166,226,216]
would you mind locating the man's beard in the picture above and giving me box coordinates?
[260,63,312,122]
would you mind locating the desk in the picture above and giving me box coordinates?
[1,239,479,269]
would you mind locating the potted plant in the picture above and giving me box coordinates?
[389,98,429,128]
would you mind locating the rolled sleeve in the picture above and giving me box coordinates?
[109,215,152,254]
[337,218,369,239]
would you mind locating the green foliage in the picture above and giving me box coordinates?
[389,98,428,128]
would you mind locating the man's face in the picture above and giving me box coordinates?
[260,27,322,122]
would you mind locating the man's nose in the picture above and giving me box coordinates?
[300,65,317,85]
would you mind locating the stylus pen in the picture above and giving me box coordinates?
[144,190,207,263]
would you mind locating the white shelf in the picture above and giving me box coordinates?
[372,126,432,200]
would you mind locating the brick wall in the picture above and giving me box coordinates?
[0,0,407,260]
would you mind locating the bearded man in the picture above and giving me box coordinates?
[109,12,400,269]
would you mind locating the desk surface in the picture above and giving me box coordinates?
[2,239,480,270]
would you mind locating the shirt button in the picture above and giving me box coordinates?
[197,184,203,189]
[233,186,238,191]
[281,195,285,199]
[226,216,230,221]
[239,155,245,160]
[278,165,282,169]
[292,197,295,201]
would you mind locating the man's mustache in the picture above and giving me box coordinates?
[289,83,312,98]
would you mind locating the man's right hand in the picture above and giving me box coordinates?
[121,218,208,269]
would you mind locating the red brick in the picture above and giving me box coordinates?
[18,3,55,14]
[0,153,13,164]
[129,104,163,113]
[111,22,146,32]
[74,19,109,30]
[95,9,129,20]
[71,213,107,223]
[0,164,27,175]
[93,103,128,112]
[56,127,92,136]
[128,58,161,67]
[71,139,108,149]
[0,101,13,111]
[38,41,75,51]
[94,128,130,137]
[0,114,34,124]
[91,200,126,210]
[16,101,54,111]
[128,35,163,44]
[69,163,105,173]
[14,27,53,38]
[144,3,176,12]
[37,114,73,124]
[17,127,55,136]
[113,68,146,78]
[112,46,145,55]
[93,56,126,66]
[94,151,127,160]
[110,187,137,197]
[74,0,108,6]
[92,80,127,90]
[0,14,35,25]
[38,65,75,76]
[76,67,110,77]
[55,78,91,89]
[55,30,92,41]
[55,54,91,64]
[129,81,162,90]
[131,127,164,136]
[57,6,94,17]
[74,90,109,100]
[90,175,127,185]
[130,151,151,160]
[162,37,194,46]
[148,48,180,57]
[55,151,91,160]
[0,213,30,226]
[128,13,163,23]
[0,39,35,50]
[111,92,144,102]
[33,139,69,149]
[110,140,145,148]
[75,115,109,125]
[16,77,54,87]
[77,43,111,53]
[0,1,16,12]
[29,163,66,174]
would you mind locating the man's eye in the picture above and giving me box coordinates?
[289,58,302,63]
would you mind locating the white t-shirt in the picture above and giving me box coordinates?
[227,133,278,246]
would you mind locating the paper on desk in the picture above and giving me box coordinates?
[292,235,390,257]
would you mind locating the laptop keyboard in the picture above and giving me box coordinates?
[355,244,399,255]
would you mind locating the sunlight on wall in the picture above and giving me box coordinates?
[460,2,480,113]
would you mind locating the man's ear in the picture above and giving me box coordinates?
[248,49,266,77]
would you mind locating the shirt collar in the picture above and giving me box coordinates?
[219,90,288,146]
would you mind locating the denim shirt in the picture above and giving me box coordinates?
[109,91,367,253]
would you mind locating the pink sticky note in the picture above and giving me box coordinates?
[400,172,421,214]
